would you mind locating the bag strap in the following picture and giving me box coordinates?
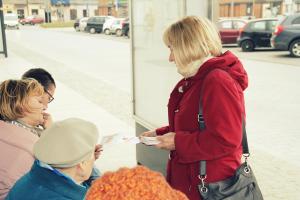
[198,76,249,178]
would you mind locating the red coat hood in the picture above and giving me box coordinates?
[193,51,248,91]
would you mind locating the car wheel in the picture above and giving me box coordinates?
[289,39,300,58]
[116,29,122,37]
[90,28,96,34]
[241,40,254,52]
[104,29,110,35]
[30,22,34,25]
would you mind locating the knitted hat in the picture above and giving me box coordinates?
[34,118,99,168]
[86,166,188,200]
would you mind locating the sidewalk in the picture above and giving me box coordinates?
[2,50,300,199]
[0,51,136,173]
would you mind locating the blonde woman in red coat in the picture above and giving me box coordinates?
[141,16,248,200]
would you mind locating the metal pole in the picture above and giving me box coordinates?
[87,0,89,17]
[230,0,234,17]
[26,0,30,16]
[208,0,213,20]
[0,0,8,57]
[252,0,255,17]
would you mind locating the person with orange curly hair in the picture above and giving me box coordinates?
[86,166,188,200]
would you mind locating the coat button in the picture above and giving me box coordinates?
[175,109,179,113]
[178,86,184,93]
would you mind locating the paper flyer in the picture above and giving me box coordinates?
[101,133,140,146]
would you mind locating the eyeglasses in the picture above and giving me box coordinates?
[44,90,54,103]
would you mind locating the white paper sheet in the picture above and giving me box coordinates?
[101,133,140,146]
[140,136,160,145]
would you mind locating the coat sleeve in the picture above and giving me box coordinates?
[156,126,170,135]
[175,72,243,163]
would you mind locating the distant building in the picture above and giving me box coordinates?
[219,0,300,19]
[98,0,128,17]
[63,0,99,20]
[2,0,128,21]
[3,0,45,19]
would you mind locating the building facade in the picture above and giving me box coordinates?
[219,0,300,19]
[3,0,45,19]
[98,0,128,17]
[2,0,128,21]
[68,0,99,20]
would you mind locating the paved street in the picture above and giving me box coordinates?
[0,26,136,173]
[1,26,300,199]
[224,45,300,67]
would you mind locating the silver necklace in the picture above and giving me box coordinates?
[7,120,40,137]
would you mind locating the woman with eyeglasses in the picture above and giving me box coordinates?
[22,68,102,187]
[0,79,46,200]
[22,68,56,130]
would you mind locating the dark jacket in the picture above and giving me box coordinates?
[156,51,248,200]
[5,161,87,200]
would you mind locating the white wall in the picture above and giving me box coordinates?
[28,4,44,16]
[70,5,98,19]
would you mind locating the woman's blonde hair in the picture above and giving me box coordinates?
[0,79,44,121]
[163,16,222,68]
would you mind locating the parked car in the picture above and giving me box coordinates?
[237,18,278,51]
[110,18,126,36]
[74,17,89,31]
[103,18,117,35]
[4,13,19,29]
[19,15,44,25]
[217,19,247,44]
[122,19,129,38]
[85,16,115,34]
[271,14,300,57]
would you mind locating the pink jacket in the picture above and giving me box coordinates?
[0,121,39,200]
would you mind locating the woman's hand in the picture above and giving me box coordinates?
[94,144,103,160]
[140,130,156,137]
[42,113,53,129]
[155,132,176,150]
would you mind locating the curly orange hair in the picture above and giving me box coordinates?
[86,166,188,200]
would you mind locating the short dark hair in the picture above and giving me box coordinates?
[22,68,56,90]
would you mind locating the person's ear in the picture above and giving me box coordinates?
[77,162,86,178]
[17,105,26,117]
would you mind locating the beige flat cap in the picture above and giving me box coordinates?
[34,118,99,168]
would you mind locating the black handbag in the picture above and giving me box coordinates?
[197,81,263,200]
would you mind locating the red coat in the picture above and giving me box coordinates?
[156,51,248,200]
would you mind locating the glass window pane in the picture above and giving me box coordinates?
[252,21,266,31]
[221,21,232,29]
[234,21,246,29]
[292,17,300,25]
